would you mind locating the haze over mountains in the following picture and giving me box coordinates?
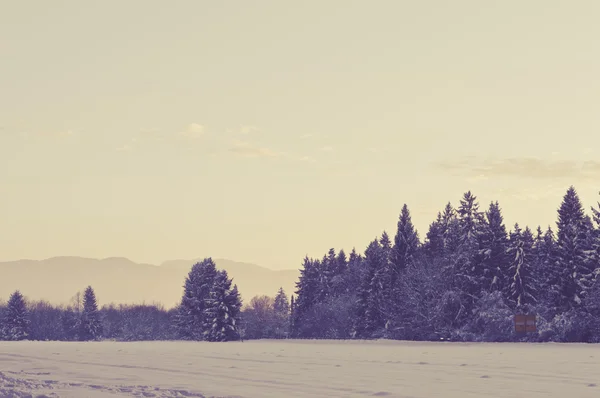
[0,257,299,308]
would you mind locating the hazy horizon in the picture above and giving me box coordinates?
[3,0,600,271]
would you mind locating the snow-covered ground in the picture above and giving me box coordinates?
[0,339,599,398]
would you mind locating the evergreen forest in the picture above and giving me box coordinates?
[2,186,600,343]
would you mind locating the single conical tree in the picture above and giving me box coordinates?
[479,201,509,292]
[79,285,102,341]
[203,270,242,342]
[391,204,420,273]
[176,258,218,340]
[3,290,29,341]
[554,186,593,309]
[273,287,290,338]
[291,256,320,337]
[507,231,537,310]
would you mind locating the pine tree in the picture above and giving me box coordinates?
[424,212,444,259]
[292,256,320,337]
[273,287,290,338]
[391,204,420,273]
[203,270,242,342]
[454,191,485,313]
[442,202,462,255]
[3,290,29,341]
[554,186,593,309]
[353,237,387,337]
[507,226,537,310]
[176,258,218,340]
[79,286,102,341]
[331,249,348,296]
[479,201,509,292]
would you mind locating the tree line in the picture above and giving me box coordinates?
[2,186,600,343]
[291,186,600,342]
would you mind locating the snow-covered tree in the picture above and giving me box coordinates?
[353,237,387,337]
[3,290,29,341]
[453,191,486,314]
[554,186,594,310]
[391,204,420,273]
[273,287,290,337]
[479,201,509,292]
[507,226,537,310]
[79,285,102,341]
[292,256,320,337]
[203,270,242,342]
[176,258,218,340]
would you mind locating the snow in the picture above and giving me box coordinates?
[1,339,599,398]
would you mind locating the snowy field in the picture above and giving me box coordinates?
[1,340,599,398]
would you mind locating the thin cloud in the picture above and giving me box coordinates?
[298,155,317,163]
[179,123,204,138]
[229,139,281,158]
[435,156,600,181]
[239,125,260,134]
[318,146,334,152]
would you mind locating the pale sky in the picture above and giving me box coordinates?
[2,0,600,270]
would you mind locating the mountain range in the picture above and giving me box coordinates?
[0,257,300,309]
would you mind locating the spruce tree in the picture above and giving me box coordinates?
[424,212,445,259]
[203,270,242,342]
[292,256,320,337]
[176,258,218,340]
[353,238,386,337]
[454,191,485,313]
[479,201,509,292]
[507,227,537,310]
[273,287,290,338]
[3,290,29,341]
[554,186,593,309]
[391,204,420,273]
[79,285,102,341]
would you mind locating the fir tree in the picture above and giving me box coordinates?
[479,201,509,292]
[424,212,445,259]
[203,270,242,342]
[554,186,593,309]
[3,290,29,341]
[391,204,420,273]
[273,287,290,338]
[176,258,218,340]
[79,285,102,341]
[353,238,386,337]
[331,249,349,296]
[454,191,485,313]
[507,227,537,310]
[292,256,320,337]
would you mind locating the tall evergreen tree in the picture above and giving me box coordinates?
[479,201,509,292]
[353,237,387,337]
[554,186,593,309]
[203,270,242,342]
[3,290,29,341]
[424,212,445,259]
[273,287,290,338]
[507,227,537,310]
[79,285,102,341]
[391,204,420,273]
[176,258,218,340]
[292,256,320,337]
[454,191,485,313]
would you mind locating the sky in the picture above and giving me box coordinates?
[1,0,600,270]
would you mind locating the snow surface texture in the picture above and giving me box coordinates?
[0,340,599,398]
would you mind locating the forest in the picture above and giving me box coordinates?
[1,186,600,343]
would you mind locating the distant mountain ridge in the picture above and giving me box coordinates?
[0,256,299,309]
